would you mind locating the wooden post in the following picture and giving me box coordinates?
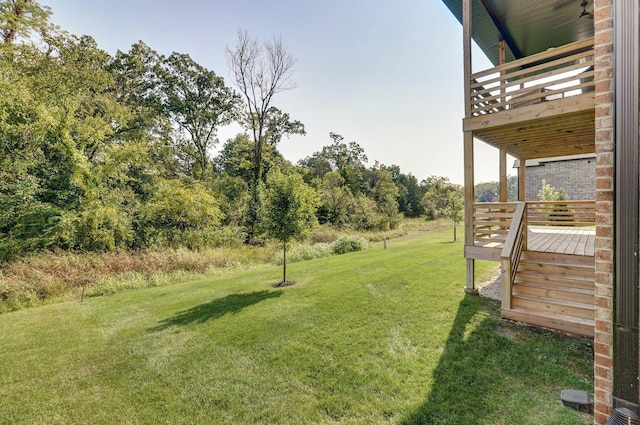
[463,0,477,295]
[518,157,526,201]
[499,149,507,202]
[463,0,472,114]
[464,133,476,295]
[498,42,508,203]
[500,258,511,310]
[522,202,527,250]
[499,40,506,107]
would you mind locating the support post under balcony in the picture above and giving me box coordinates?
[518,157,526,201]
[464,133,477,294]
[462,0,477,295]
[499,149,507,202]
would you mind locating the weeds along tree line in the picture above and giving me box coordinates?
[0,1,465,262]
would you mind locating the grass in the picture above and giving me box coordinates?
[0,229,593,424]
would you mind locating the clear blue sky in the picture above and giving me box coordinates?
[42,0,507,185]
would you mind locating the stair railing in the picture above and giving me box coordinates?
[500,202,527,310]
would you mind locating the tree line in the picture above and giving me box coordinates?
[0,0,465,261]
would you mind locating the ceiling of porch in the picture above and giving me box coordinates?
[441,0,595,66]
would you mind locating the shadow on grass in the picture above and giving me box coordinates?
[149,290,283,332]
[399,294,593,425]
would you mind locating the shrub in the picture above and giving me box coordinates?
[332,235,369,255]
[74,201,134,251]
[137,180,223,248]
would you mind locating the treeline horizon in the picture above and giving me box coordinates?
[0,1,477,262]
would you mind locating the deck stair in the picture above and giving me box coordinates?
[501,250,595,337]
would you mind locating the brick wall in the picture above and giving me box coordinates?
[524,157,596,201]
[593,0,614,423]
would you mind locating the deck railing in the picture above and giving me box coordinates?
[526,200,596,226]
[469,200,595,259]
[469,37,594,117]
[500,202,527,310]
[472,202,519,250]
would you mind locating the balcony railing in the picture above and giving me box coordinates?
[469,37,594,117]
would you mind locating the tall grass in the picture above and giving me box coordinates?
[0,246,275,313]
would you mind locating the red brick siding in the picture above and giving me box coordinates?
[593,0,614,423]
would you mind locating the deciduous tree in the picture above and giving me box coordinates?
[157,52,239,180]
[318,171,353,226]
[214,133,285,186]
[261,171,318,284]
[298,133,367,195]
[0,0,50,45]
[370,167,401,230]
[443,188,464,242]
[226,29,303,242]
[421,176,459,220]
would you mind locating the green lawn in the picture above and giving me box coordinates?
[0,229,593,424]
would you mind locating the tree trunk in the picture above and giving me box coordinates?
[199,153,207,180]
[283,240,287,282]
[246,130,264,244]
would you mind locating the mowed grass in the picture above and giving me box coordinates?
[0,229,593,424]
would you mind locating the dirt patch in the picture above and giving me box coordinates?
[272,280,297,288]
[495,325,522,341]
[477,267,501,301]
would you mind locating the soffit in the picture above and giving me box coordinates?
[440,0,595,66]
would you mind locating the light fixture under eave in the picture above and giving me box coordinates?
[554,0,594,28]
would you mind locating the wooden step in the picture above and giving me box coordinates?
[502,308,594,337]
[514,270,594,290]
[516,260,594,278]
[511,293,594,319]
[501,249,595,336]
[512,280,594,304]
[520,250,595,266]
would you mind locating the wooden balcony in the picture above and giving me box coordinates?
[464,37,595,159]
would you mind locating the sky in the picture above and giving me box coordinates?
[41,0,510,185]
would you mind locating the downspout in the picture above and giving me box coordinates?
[613,0,640,413]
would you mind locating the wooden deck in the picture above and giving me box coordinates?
[471,225,595,257]
[467,208,596,336]
[527,225,595,256]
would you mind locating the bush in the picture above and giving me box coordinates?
[137,180,223,248]
[332,235,369,255]
[74,202,134,251]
